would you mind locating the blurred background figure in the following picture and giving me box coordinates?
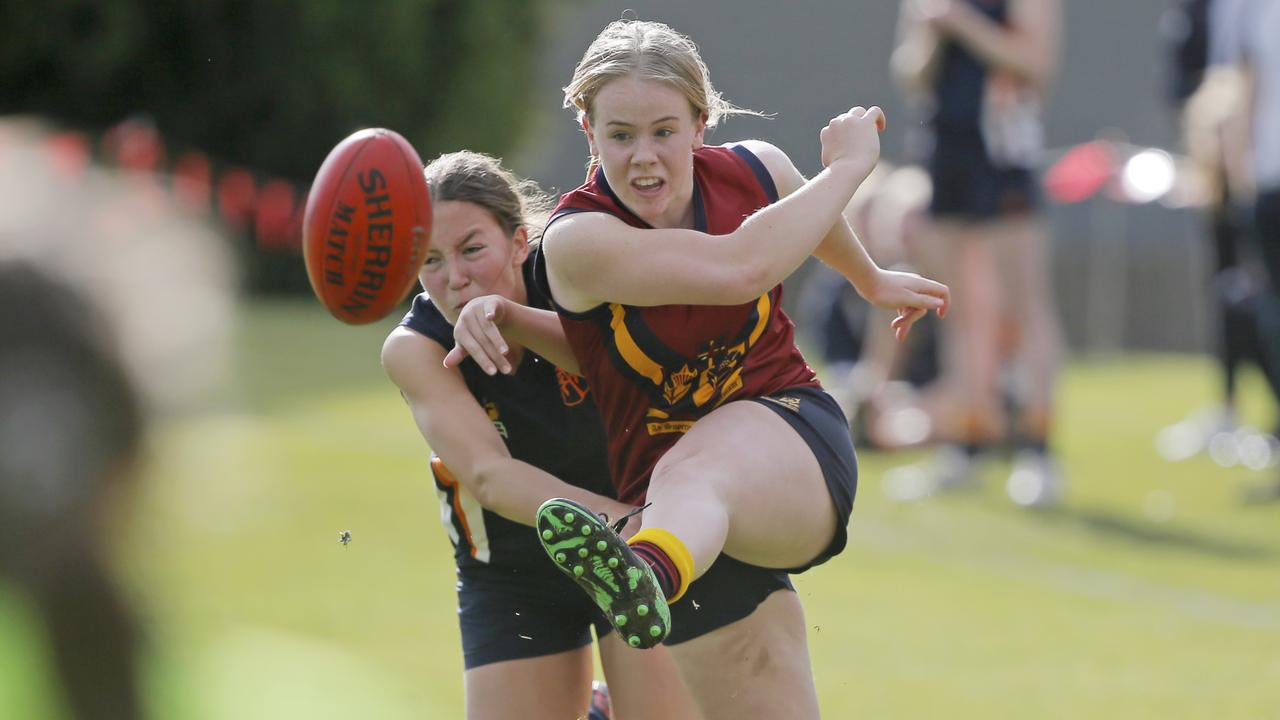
[797,163,941,449]
[0,120,235,719]
[1154,0,1280,471]
[890,0,1067,507]
[1210,0,1280,500]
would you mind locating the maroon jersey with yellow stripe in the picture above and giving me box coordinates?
[535,143,821,504]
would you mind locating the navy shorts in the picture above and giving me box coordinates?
[928,150,1038,220]
[456,561,610,669]
[748,385,858,571]
[666,554,795,645]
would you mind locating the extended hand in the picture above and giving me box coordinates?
[444,295,514,375]
[820,106,886,176]
[858,268,950,341]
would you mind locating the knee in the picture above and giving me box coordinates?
[649,452,726,500]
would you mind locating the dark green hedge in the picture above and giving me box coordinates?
[1,0,549,182]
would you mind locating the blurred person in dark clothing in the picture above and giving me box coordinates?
[0,265,144,720]
[891,0,1066,507]
[1212,0,1280,499]
[1156,0,1279,464]
[0,119,234,718]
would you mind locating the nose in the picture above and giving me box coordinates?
[631,136,657,167]
[446,260,470,290]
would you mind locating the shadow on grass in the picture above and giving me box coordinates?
[1037,505,1274,561]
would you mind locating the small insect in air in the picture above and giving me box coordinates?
[338,530,352,547]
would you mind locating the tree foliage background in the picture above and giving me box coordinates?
[0,0,552,290]
[1,0,549,180]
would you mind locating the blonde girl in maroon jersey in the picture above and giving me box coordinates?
[448,20,949,720]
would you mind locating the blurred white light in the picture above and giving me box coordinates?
[1121,149,1176,203]
[1208,431,1240,468]
[1238,431,1279,471]
[881,465,933,503]
[880,407,932,447]
[1155,422,1202,462]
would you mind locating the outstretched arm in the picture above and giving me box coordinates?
[383,327,627,524]
[740,140,949,340]
[443,295,580,376]
[543,106,895,312]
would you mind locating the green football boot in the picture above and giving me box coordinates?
[537,498,670,649]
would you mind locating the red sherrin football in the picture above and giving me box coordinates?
[303,128,431,324]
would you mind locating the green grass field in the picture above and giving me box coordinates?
[2,299,1278,719]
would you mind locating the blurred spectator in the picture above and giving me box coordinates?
[1212,0,1280,500]
[796,164,894,411]
[1155,0,1279,466]
[797,163,940,448]
[891,0,1066,507]
[0,119,235,718]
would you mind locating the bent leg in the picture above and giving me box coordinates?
[464,647,593,720]
[667,590,819,720]
[642,399,837,575]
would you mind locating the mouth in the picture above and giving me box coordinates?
[630,177,665,197]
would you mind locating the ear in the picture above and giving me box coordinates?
[692,111,708,150]
[511,226,530,265]
[583,116,599,160]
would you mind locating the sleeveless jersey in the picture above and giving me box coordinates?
[929,0,1043,169]
[401,255,615,570]
[535,143,821,504]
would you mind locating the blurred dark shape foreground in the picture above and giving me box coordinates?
[0,118,235,719]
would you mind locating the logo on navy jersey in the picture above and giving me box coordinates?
[483,401,509,438]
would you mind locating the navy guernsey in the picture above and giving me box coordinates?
[931,0,1008,143]
[400,255,615,570]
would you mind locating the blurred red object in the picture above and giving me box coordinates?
[104,117,166,173]
[254,179,298,250]
[172,151,212,213]
[1043,140,1116,204]
[43,131,91,179]
[216,167,257,229]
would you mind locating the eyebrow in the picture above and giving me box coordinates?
[452,229,480,247]
[606,116,679,127]
[428,228,480,255]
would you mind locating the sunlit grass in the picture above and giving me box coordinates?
[2,299,1277,718]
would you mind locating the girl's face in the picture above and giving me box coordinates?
[585,75,706,229]
[419,200,527,325]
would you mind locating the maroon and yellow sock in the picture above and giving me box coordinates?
[627,528,694,603]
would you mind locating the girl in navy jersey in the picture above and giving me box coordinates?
[891,0,1066,505]
[446,20,949,719]
[381,151,699,720]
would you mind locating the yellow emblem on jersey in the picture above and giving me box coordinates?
[663,364,696,405]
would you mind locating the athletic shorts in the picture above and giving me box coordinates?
[664,386,854,645]
[748,385,858,571]
[928,151,1038,220]
[455,561,610,669]
[665,554,795,645]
